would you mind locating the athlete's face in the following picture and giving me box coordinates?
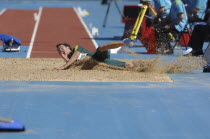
[57,45,71,55]
[57,45,72,61]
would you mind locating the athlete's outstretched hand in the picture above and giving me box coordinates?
[54,66,65,70]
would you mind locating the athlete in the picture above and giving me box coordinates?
[54,38,134,70]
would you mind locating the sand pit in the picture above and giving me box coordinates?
[0,58,171,82]
[0,56,205,82]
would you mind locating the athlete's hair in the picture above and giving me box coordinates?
[56,43,72,51]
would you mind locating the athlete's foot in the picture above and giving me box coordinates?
[123,38,133,47]
[125,63,134,68]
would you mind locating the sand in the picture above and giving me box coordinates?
[0,56,206,82]
[0,58,170,82]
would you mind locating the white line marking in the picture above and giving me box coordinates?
[0,9,6,16]
[27,7,43,58]
[34,12,38,21]
[74,7,98,49]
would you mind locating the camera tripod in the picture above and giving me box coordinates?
[129,2,174,41]
[129,2,177,54]
[129,3,157,40]
[102,0,123,28]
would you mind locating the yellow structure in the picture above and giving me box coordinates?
[129,4,174,41]
[130,4,156,40]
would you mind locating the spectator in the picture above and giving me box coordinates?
[154,0,188,54]
[183,11,210,56]
[153,0,172,19]
[182,0,208,22]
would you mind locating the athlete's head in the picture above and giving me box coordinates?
[56,43,72,54]
[56,43,73,61]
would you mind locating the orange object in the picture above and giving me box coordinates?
[180,32,191,47]
[139,18,157,54]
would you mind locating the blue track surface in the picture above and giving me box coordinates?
[0,46,28,58]
[0,80,210,139]
[1,1,210,139]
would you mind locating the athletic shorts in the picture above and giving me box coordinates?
[92,48,126,68]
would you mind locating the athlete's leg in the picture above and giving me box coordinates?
[103,59,134,68]
[99,38,133,52]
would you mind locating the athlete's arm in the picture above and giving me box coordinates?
[165,13,184,29]
[55,51,80,70]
